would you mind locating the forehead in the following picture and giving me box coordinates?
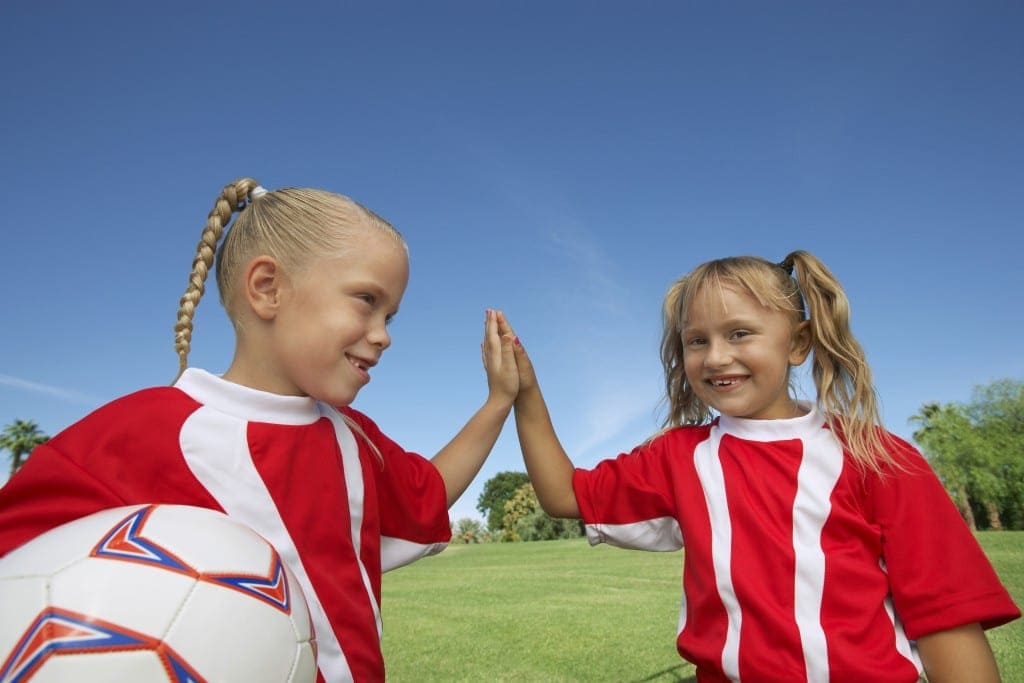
[683,283,782,326]
[319,227,406,264]
[299,228,409,284]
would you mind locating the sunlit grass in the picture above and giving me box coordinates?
[382,532,1023,682]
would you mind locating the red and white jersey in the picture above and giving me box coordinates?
[0,368,451,682]
[573,407,1019,683]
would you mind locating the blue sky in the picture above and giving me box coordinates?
[1,2,1022,523]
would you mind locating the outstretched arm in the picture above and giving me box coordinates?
[917,622,1001,683]
[431,309,518,507]
[500,313,580,519]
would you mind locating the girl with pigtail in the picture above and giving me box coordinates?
[504,250,1018,682]
[0,178,520,682]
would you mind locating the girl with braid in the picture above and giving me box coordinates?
[0,178,520,682]
[504,251,1019,682]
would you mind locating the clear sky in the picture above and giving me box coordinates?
[1,2,1022,523]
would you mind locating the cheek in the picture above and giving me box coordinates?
[682,355,702,382]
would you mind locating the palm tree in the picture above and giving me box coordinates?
[0,419,50,478]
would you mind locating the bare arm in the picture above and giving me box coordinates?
[917,622,1001,683]
[500,313,580,519]
[431,309,518,507]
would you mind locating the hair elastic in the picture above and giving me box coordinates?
[249,185,269,201]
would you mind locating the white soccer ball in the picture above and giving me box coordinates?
[0,504,317,682]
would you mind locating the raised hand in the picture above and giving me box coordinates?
[493,310,537,395]
[432,309,520,508]
[481,308,518,406]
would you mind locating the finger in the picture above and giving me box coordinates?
[512,335,533,370]
[500,331,516,369]
[482,309,503,367]
[495,310,516,338]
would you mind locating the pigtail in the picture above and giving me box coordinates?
[786,250,897,471]
[172,178,262,383]
[659,271,714,430]
[660,278,688,428]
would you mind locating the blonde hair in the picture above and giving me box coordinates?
[660,250,897,472]
[173,177,402,379]
[171,178,403,460]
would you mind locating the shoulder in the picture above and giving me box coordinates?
[339,404,373,426]
[96,385,198,421]
[49,386,201,448]
[338,406,421,462]
[339,405,385,440]
[860,430,935,481]
[635,423,715,460]
[642,423,714,450]
[582,424,712,474]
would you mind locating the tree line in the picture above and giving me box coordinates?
[911,378,1023,531]
[0,419,49,479]
[453,471,583,543]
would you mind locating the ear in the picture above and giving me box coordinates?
[789,320,812,366]
[243,256,285,321]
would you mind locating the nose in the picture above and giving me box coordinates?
[367,316,391,350]
[704,339,731,369]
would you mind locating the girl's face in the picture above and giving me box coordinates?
[266,228,409,407]
[681,283,810,420]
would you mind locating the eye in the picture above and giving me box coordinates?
[356,293,376,307]
[684,336,706,348]
[385,314,396,327]
[730,330,751,341]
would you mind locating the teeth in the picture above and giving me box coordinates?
[712,379,737,386]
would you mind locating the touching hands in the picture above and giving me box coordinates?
[433,309,526,507]
[493,310,538,397]
[481,309,520,407]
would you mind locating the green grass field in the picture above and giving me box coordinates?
[382,532,1024,682]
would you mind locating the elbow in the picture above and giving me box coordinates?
[538,492,581,520]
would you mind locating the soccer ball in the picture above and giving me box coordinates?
[0,504,317,682]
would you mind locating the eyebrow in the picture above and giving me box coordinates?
[682,315,762,330]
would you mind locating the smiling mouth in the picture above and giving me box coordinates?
[348,355,372,372]
[708,377,744,387]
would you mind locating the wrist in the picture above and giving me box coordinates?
[484,392,515,413]
[514,383,542,405]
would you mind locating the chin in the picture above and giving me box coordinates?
[311,387,358,408]
[330,394,358,408]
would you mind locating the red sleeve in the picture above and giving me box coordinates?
[0,441,125,557]
[341,408,450,547]
[573,434,681,525]
[571,431,687,551]
[870,437,1020,638]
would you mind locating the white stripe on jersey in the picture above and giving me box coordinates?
[381,536,448,572]
[790,426,844,682]
[695,427,742,682]
[322,406,383,638]
[880,560,924,675]
[582,517,683,552]
[179,405,354,682]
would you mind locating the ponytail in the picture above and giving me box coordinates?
[785,250,898,472]
[172,178,261,383]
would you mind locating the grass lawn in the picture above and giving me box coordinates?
[382,532,1023,682]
